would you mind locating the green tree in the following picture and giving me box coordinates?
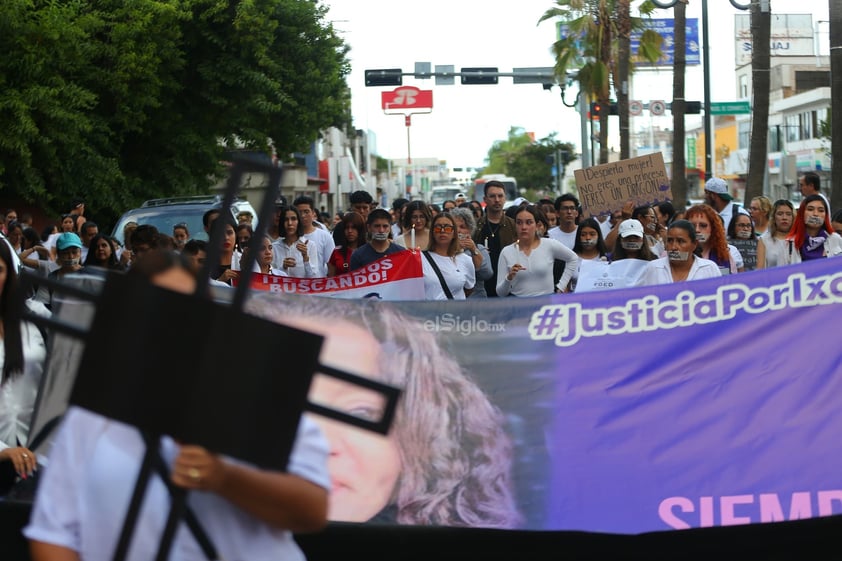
[539,0,662,164]
[0,0,351,225]
[483,127,576,192]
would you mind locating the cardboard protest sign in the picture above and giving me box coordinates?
[574,153,672,218]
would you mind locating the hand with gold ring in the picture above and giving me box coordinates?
[0,446,37,478]
[172,444,225,491]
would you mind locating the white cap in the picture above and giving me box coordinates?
[618,219,645,238]
[704,177,733,200]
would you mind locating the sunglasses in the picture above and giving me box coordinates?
[433,224,454,233]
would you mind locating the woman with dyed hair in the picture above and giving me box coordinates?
[757,199,795,269]
[245,294,522,528]
[781,194,842,264]
[748,195,773,236]
[684,204,741,274]
[422,213,475,300]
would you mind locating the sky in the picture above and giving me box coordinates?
[324,0,830,170]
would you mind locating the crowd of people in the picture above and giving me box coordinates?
[1,173,840,555]
[6,172,839,307]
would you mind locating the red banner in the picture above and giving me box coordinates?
[244,249,424,300]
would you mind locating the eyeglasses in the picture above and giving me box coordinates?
[560,206,577,212]
[735,223,753,228]
[433,224,454,233]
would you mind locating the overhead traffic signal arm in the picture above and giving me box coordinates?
[364,66,563,88]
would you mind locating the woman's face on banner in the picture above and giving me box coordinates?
[290,317,402,522]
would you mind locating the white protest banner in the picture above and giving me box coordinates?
[574,259,650,293]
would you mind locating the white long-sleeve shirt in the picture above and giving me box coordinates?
[496,238,578,297]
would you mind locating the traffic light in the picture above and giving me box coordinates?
[589,101,618,117]
[685,101,702,114]
[461,67,498,85]
[365,68,402,87]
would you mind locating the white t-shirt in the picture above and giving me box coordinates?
[547,227,578,249]
[719,202,750,232]
[24,406,330,561]
[421,251,475,300]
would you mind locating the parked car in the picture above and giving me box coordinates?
[110,195,258,244]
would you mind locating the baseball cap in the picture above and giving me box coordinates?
[70,198,85,210]
[456,192,466,199]
[56,232,83,251]
[274,195,288,208]
[512,197,529,206]
[618,219,645,238]
[704,177,733,201]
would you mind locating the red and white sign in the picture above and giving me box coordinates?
[629,100,643,116]
[240,249,424,300]
[381,86,433,110]
[649,100,666,116]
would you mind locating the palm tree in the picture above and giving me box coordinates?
[540,0,662,164]
[744,0,771,206]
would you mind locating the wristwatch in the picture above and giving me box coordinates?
[472,249,480,256]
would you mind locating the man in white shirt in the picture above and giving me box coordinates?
[547,194,580,249]
[704,176,749,230]
[294,195,333,277]
[79,221,99,263]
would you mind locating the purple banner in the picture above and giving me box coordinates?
[209,258,842,531]
[241,257,842,532]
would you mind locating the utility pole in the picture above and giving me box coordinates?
[831,3,842,211]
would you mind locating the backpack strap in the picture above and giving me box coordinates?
[422,251,454,300]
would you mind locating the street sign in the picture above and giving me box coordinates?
[512,67,555,85]
[649,100,666,116]
[631,18,700,67]
[629,100,643,116]
[414,62,431,79]
[435,65,454,85]
[381,86,433,111]
[710,101,751,115]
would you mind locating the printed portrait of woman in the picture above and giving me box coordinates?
[244,293,522,528]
